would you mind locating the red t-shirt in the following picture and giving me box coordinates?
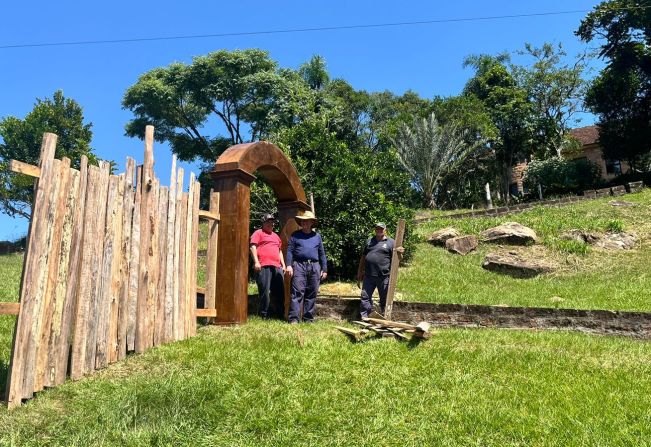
[250,229,282,268]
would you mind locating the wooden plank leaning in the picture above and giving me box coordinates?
[54,156,88,385]
[384,218,405,319]
[34,158,72,392]
[6,132,57,408]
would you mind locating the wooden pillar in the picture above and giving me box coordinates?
[212,169,255,324]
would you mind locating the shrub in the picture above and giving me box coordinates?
[606,219,625,233]
[523,156,602,196]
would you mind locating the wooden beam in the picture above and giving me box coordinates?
[198,209,220,221]
[196,286,206,294]
[9,160,41,178]
[384,218,405,319]
[0,302,19,315]
[196,308,217,318]
[362,317,416,330]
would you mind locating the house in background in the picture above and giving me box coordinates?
[509,125,628,196]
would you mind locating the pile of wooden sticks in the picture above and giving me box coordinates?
[336,315,432,342]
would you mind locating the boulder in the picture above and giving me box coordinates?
[482,252,554,278]
[595,232,637,250]
[480,222,538,245]
[445,235,478,255]
[560,229,600,244]
[427,227,460,246]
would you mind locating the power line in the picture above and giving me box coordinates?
[1,6,649,50]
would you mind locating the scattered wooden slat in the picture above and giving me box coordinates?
[384,218,405,319]
[9,160,41,178]
[195,308,217,318]
[198,210,220,221]
[335,326,364,341]
[352,321,373,328]
[204,189,220,316]
[0,303,20,315]
[362,317,416,330]
[54,156,88,386]
[7,133,57,407]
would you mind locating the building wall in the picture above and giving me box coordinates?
[566,143,630,180]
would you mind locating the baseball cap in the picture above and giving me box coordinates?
[375,222,387,229]
[261,213,276,223]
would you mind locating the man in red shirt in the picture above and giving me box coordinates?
[250,214,286,319]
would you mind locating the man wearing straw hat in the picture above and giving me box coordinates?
[250,213,286,319]
[285,211,327,324]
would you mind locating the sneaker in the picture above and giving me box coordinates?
[289,320,299,325]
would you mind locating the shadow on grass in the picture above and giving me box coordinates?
[0,359,8,400]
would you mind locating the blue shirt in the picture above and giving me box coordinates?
[286,230,327,270]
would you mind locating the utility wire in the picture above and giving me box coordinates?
[1,6,649,50]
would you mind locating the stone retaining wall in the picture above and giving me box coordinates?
[416,182,646,222]
[313,296,651,339]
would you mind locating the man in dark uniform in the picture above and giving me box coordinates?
[356,222,403,318]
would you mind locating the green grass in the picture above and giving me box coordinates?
[0,254,22,392]
[397,190,651,311]
[0,320,650,446]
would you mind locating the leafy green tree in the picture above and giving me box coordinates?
[514,43,587,158]
[0,90,98,218]
[391,112,472,208]
[577,0,651,169]
[298,55,330,90]
[523,156,602,195]
[463,54,535,201]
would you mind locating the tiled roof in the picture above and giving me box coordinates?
[569,125,600,145]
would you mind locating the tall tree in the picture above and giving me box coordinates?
[0,90,98,218]
[463,54,534,201]
[298,55,330,90]
[391,112,471,208]
[514,43,587,158]
[577,0,651,169]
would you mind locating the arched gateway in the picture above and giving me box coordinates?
[211,141,310,324]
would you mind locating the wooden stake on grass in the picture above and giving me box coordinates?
[384,218,405,319]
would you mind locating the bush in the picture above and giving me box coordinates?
[523,156,602,195]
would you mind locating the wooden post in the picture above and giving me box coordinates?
[384,219,405,320]
[204,190,220,318]
[485,183,493,210]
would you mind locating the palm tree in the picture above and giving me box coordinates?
[392,113,470,208]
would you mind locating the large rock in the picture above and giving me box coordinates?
[595,232,637,250]
[482,252,553,278]
[560,229,600,244]
[445,235,478,255]
[480,222,538,245]
[428,227,460,246]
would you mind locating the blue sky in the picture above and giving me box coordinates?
[0,0,603,239]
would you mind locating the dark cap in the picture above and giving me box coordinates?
[261,213,276,223]
[375,222,387,229]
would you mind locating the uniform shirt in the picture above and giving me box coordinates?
[363,236,395,277]
[286,230,327,271]
[250,229,282,268]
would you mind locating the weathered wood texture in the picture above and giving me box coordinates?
[384,219,405,319]
[4,127,205,408]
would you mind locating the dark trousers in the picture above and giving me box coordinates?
[256,266,285,318]
[360,275,390,318]
[289,261,321,322]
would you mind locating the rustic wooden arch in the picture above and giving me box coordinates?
[210,141,310,324]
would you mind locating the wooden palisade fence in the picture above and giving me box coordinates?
[2,126,219,408]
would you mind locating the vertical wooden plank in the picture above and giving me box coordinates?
[384,218,406,320]
[154,187,169,346]
[184,174,195,337]
[108,175,125,364]
[84,161,110,374]
[145,179,160,350]
[22,157,62,397]
[7,132,57,407]
[45,165,80,387]
[35,158,72,391]
[54,156,88,385]
[117,158,135,360]
[205,190,220,313]
[127,166,142,352]
[173,169,184,340]
[176,193,188,341]
[136,126,155,354]
[189,180,200,337]
[164,156,177,343]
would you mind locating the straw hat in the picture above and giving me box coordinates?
[295,210,318,225]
